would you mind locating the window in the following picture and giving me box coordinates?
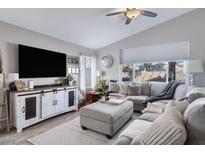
[134,62,167,82]
[175,60,186,83]
[121,60,185,83]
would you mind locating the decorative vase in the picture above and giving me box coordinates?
[101,96,106,102]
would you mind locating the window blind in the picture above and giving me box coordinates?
[120,41,189,64]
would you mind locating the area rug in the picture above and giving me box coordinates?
[27,114,139,145]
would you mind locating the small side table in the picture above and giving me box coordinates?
[86,91,100,103]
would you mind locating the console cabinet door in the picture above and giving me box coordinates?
[55,90,66,113]
[41,92,55,118]
[65,89,76,111]
[17,94,40,129]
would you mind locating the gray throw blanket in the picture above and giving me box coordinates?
[145,81,181,103]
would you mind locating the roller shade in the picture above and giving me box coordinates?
[120,41,189,64]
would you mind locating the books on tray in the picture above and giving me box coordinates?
[100,98,125,105]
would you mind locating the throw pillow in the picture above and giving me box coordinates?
[165,100,189,113]
[139,112,161,122]
[119,83,128,95]
[187,92,205,103]
[127,85,141,96]
[180,87,205,103]
[108,82,120,93]
[186,87,205,97]
[138,82,150,96]
[131,107,187,145]
[141,102,166,114]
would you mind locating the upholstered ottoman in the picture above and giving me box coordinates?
[80,101,133,139]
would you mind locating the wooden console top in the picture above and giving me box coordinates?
[11,84,77,94]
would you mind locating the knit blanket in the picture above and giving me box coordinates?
[145,81,181,103]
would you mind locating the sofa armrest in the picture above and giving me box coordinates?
[184,98,205,144]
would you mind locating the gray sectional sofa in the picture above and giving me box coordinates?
[116,97,205,145]
[109,81,193,112]
[108,81,205,145]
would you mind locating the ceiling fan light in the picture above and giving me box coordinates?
[126,10,141,19]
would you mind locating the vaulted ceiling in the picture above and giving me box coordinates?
[0,8,194,49]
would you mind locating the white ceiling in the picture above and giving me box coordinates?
[0,8,194,50]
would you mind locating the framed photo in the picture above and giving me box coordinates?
[68,58,72,63]
[14,80,28,92]
[76,68,79,74]
[67,55,80,65]
[71,68,76,74]
[67,67,72,73]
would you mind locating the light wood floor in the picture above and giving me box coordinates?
[0,111,79,145]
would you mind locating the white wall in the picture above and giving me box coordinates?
[0,20,95,86]
[96,9,205,86]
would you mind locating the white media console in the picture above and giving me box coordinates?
[9,85,78,133]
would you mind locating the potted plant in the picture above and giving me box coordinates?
[67,74,74,85]
[99,91,109,102]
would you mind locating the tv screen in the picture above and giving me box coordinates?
[19,45,66,78]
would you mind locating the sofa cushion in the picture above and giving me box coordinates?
[142,102,167,114]
[126,95,148,104]
[183,98,205,144]
[149,82,168,96]
[108,82,120,93]
[109,93,126,98]
[127,85,141,96]
[152,99,171,104]
[138,82,150,96]
[173,84,191,100]
[139,112,161,122]
[115,136,133,145]
[126,95,149,111]
[131,107,187,145]
[80,101,133,124]
[116,119,152,144]
[119,83,128,95]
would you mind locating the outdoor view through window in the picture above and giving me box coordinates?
[121,60,185,83]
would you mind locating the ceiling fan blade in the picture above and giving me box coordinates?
[125,18,132,25]
[141,10,157,17]
[106,11,126,16]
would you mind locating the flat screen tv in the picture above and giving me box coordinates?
[18,44,66,78]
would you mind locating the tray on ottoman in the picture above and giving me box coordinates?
[80,100,133,139]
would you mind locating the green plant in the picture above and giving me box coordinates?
[98,91,107,97]
[67,74,74,82]
[96,80,107,91]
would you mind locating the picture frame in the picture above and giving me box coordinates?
[67,55,80,64]
[67,67,72,74]
[14,80,28,92]
[71,68,76,74]
[76,68,79,74]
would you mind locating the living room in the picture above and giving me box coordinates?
[1,0,205,153]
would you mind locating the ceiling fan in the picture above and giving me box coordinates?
[106,8,157,25]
